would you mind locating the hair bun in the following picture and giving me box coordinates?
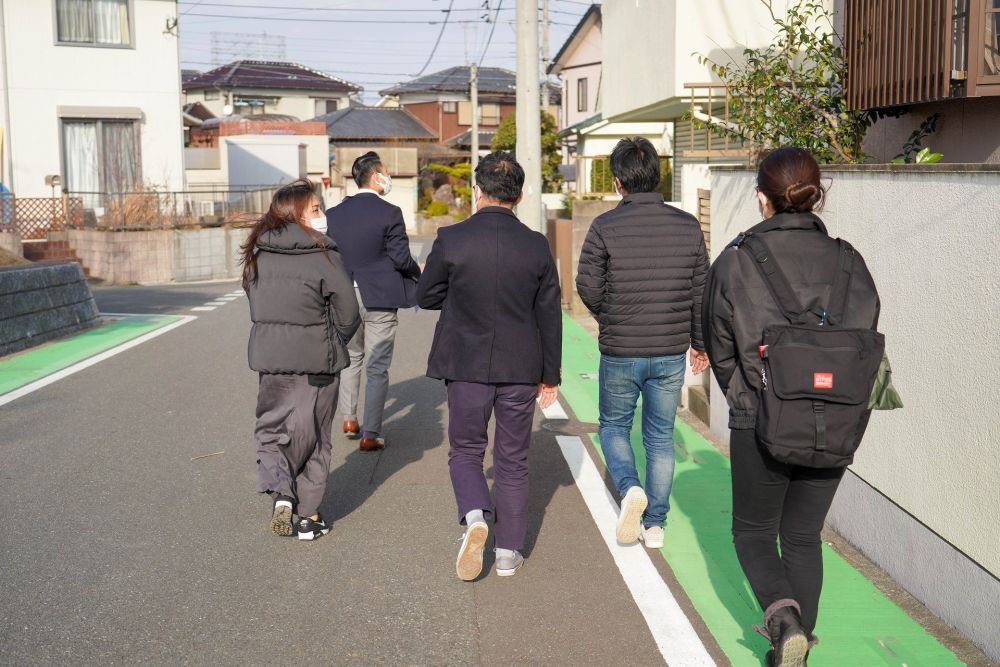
[784,181,821,211]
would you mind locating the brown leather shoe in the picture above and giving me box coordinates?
[343,419,360,439]
[359,436,386,452]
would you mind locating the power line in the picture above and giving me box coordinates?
[411,0,455,77]
[180,11,575,26]
[479,0,503,67]
[177,2,580,16]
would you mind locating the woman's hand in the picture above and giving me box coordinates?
[537,383,559,409]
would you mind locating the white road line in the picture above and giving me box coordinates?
[227,291,245,297]
[217,296,239,302]
[191,306,216,312]
[541,399,569,421]
[0,315,197,408]
[203,301,227,307]
[554,435,716,666]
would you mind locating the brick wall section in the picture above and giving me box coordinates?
[0,263,99,356]
[68,227,252,284]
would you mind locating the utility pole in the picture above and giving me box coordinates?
[541,0,550,109]
[469,62,479,188]
[516,0,542,232]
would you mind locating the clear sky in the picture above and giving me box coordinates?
[177,0,593,104]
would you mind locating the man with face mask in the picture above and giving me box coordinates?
[326,151,421,451]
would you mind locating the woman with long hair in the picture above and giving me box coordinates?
[703,148,881,666]
[241,179,360,540]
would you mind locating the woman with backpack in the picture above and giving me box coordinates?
[241,179,360,541]
[703,148,882,666]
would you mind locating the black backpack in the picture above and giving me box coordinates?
[736,233,884,468]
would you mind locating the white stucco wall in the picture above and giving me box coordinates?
[555,15,602,129]
[708,166,1000,581]
[601,0,826,121]
[186,134,328,190]
[184,88,351,122]
[1,0,184,196]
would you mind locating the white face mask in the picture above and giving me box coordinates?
[309,216,328,233]
[376,172,392,196]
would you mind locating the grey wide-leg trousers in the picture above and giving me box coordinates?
[254,373,339,518]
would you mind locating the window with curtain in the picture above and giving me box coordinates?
[314,99,339,116]
[577,78,588,112]
[62,120,140,205]
[56,0,131,47]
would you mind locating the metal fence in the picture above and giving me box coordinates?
[65,186,283,231]
[0,195,84,240]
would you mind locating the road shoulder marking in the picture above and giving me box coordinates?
[554,434,716,666]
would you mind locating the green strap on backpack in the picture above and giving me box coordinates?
[869,353,903,410]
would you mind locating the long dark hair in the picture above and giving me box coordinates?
[756,147,826,214]
[240,179,324,289]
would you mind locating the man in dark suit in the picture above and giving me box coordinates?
[326,151,421,452]
[417,151,562,581]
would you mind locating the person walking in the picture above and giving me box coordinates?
[242,179,360,541]
[326,151,421,452]
[702,147,881,666]
[417,151,562,581]
[575,137,709,550]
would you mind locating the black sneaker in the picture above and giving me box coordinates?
[297,515,331,541]
[270,497,294,537]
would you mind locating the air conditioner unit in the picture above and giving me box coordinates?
[198,201,215,217]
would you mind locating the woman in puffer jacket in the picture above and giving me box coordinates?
[241,179,360,541]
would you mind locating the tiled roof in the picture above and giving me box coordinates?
[445,129,497,148]
[380,66,560,101]
[183,60,361,94]
[315,107,437,141]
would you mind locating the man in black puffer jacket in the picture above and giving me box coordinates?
[576,137,709,550]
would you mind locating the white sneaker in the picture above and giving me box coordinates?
[455,521,489,581]
[616,486,648,544]
[639,525,664,549]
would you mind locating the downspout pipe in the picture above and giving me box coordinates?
[0,0,15,192]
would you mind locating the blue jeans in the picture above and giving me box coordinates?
[598,354,686,528]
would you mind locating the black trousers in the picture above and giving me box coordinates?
[730,428,845,634]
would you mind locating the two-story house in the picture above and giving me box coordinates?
[378,66,560,147]
[0,0,185,198]
[182,60,361,122]
[548,4,671,197]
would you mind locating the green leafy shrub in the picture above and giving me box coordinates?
[424,200,449,217]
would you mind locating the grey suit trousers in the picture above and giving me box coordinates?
[254,373,339,518]
[338,287,399,436]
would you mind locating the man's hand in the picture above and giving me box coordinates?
[537,383,559,410]
[690,349,709,375]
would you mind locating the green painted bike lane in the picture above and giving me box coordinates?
[0,315,183,397]
[559,314,963,667]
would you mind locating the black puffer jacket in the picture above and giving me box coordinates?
[702,212,880,429]
[576,192,709,357]
[246,224,361,375]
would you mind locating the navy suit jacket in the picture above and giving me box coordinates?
[417,206,562,386]
[326,192,421,309]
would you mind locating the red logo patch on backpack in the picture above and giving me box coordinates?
[814,372,834,390]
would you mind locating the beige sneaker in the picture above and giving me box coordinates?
[639,525,664,549]
[455,521,489,581]
[616,486,648,544]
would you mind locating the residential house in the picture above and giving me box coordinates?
[378,66,560,147]
[840,0,1000,162]
[0,0,185,199]
[183,60,361,122]
[317,106,441,231]
[548,4,671,198]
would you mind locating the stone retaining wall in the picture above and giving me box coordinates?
[0,231,23,258]
[0,263,98,357]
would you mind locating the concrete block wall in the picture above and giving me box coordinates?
[0,263,98,356]
[68,227,251,284]
[0,231,23,257]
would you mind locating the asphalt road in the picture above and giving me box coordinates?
[0,279,688,666]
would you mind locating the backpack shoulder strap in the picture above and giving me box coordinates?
[738,233,809,325]
[826,239,855,326]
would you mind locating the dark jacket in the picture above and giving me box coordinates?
[326,192,421,309]
[417,206,562,386]
[246,224,361,375]
[576,192,709,357]
[702,212,880,429]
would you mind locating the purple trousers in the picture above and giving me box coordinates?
[447,381,537,551]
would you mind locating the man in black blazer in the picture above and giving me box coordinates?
[327,151,421,452]
[417,151,562,581]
